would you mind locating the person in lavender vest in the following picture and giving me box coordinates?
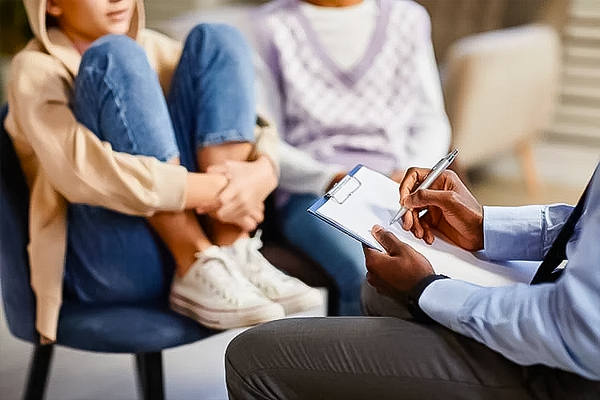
[253,0,451,315]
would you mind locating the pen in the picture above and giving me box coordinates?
[389,149,459,225]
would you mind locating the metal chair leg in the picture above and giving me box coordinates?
[327,286,340,316]
[135,352,164,400]
[23,344,54,400]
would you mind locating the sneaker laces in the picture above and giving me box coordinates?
[193,249,262,306]
[242,231,296,294]
[245,231,283,275]
[245,230,267,273]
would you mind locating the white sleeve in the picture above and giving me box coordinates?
[401,24,451,169]
[278,141,344,195]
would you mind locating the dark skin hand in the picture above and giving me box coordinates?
[399,167,485,252]
[363,168,485,302]
[363,225,434,302]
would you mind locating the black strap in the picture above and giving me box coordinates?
[530,183,590,284]
[407,274,450,323]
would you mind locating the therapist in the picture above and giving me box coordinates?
[225,164,600,399]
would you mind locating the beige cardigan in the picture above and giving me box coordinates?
[4,0,278,343]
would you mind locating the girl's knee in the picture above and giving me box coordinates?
[81,34,147,71]
[185,23,253,71]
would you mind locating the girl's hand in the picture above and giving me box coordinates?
[204,156,277,230]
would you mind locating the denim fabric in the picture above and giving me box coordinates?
[280,193,366,316]
[72,35,180,162]
[64,25,256,305]
[168,23,256,171]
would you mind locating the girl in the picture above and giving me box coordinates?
[5,0,321,343]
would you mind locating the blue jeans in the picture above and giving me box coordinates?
[64,24,255,305]
[280,194,366,316]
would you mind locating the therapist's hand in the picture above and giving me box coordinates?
[364,225,434,300]
[399,167,484,251]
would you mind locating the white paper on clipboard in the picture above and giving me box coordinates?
[308,165,536,287]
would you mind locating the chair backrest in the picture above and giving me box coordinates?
[0,104,38,342]
[442,24,561,167]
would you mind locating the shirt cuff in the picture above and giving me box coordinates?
[152,162,188,211]
[483,205,544,261]
[419,278,482,332]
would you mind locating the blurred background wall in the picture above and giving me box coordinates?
[547,0,599,145]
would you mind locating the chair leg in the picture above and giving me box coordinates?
[327,286,340,316]
[517,139,540,200]
[135,352,164,400]
[23,344,54,400]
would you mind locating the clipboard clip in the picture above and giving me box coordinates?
[325,174,361,204]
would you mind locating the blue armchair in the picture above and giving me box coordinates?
[0,104,216,400]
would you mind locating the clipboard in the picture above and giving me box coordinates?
[307,164,536,286]
[308,164,399,252]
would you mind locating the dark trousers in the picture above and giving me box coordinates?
[225,283,600,400]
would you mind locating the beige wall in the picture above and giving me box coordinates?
[144,0,266,30]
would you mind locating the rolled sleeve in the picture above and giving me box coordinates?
[483,205,545,260]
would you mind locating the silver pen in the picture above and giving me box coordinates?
[389,149,459,225]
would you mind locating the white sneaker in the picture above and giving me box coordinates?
[170,246,285,330]
[225,231,323,315]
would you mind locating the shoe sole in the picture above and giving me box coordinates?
[274,288,324,315]
[169,292,285,330]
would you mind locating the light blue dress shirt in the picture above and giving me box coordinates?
[419,163,600,381]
